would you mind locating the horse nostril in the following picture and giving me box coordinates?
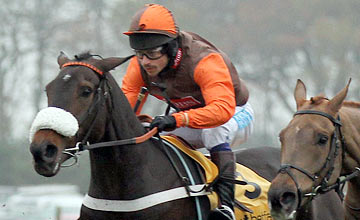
[30,142,59,163]
[44,144,58,160]
[280,191,296,210]
[30,143,43,162]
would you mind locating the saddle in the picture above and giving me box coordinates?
[160,135,272,219]
[138,115,272,219]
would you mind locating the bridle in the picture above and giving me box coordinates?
[59,58,157,166]
[279,110,349,211]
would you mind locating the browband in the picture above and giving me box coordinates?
[62,62,104,76]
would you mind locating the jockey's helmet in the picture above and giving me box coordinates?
[124,4,179,50]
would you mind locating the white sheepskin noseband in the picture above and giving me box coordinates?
[29,107,79,142]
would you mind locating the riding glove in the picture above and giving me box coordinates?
[150,116,177,132]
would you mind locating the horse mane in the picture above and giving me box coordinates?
[310,96,360,108]
[74,51,103,61]
[104,72,146,139]
[343,100,360,108]
[310,95,329,105]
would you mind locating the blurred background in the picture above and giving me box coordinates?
[1,0,360,219]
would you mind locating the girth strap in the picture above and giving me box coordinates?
[83,184,209,212]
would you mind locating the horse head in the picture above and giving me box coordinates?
[29,52,131,177]
[268,79,351,219]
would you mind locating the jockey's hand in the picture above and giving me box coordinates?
[150,116,177,132]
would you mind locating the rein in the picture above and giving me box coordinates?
[278,110,360,211]
[64,128,158,155]
[345,195,360,212]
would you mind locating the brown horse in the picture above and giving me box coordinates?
[29,52,283,220]
[268,79,360,220]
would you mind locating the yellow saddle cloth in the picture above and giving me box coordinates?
[161,135,273,220]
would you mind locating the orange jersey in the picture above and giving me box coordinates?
[122,31,248,129]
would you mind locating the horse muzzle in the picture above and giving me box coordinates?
[30,129,73,176]
[268,175,300,220]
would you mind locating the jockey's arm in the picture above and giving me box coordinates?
[172,53,236,129]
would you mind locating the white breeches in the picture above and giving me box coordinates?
[163,103,254,151]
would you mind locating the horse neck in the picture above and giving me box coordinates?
[345,179,360,219]
[341,107,360,176]
[89,92,143,175]
[341,106,360,217]
[86,86,180,199]
[87,137,178,200]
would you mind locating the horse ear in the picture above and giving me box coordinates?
[101,55,134,72]
[328,78,351,113]
[294,79,307,109]
[57,51,70,68]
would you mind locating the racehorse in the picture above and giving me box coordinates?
[29,52,282,220]
[268,79,360,220]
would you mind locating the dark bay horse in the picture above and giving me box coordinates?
[268,79,360,220]
[29,52,281,220]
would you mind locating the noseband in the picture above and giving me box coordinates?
[279,110,345,210]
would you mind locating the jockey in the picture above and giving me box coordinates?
[122,4,254,220]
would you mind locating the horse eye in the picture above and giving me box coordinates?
[317,135,329,145]
[80,87,93,97]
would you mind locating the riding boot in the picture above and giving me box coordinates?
[208,150,236,220]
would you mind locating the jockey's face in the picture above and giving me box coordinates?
[136,46,169,77]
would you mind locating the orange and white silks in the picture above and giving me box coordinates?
[122,52,236,129]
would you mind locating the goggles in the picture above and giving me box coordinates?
[134,46,166,60]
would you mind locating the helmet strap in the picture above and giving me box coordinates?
[157,37,182,77]
[165,37,182,69]
[170,48,182,69]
